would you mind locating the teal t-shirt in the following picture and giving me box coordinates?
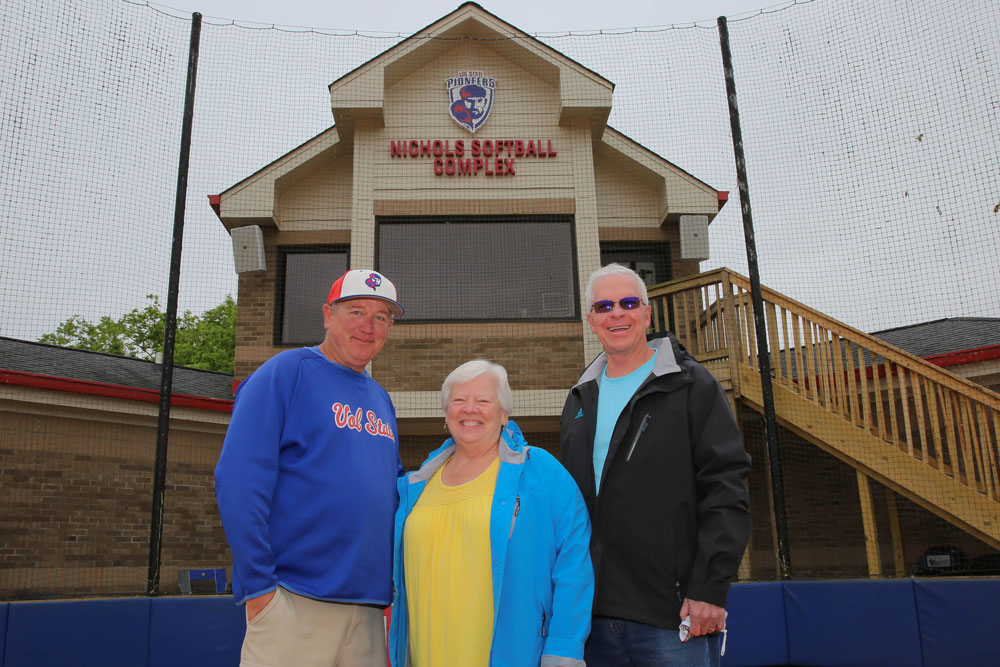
[593,349,657,493]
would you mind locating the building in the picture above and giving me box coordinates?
[210,2,725,466]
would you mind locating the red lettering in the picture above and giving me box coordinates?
[332,403,364,432]
[432,140,443,157]
[420,140,432,157]
[516,140,525,157]
[547,140,556,157]
[474,157,484,174]
[458,159,472,175]
[483,140,493,157]
[445,158,455,175]
[486,158,495,175]
[503,158,515,175]
[455,139,465,157]
[505,139,515,157]
[332,402,349,428]
[471,139,481,157]
[444,140,455,158]
[433,158,444,175]
[525,140,536,157]
[364,411,395,440]
[408,140,419,157]
[390,141,403,158]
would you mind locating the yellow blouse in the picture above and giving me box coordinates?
[403,455,499,667]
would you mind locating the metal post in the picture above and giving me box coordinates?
[718,16,792,579]
[147,12,202,596]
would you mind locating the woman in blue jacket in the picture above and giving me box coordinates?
[388,359,594,667]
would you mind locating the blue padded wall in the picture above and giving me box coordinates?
[149,597,245,667]
[784,580,923,666]
[722,582,788,667]
[4,580,1000,666]
[5,598,150,667]
[0,602,8,667]
[913,578,1000,667]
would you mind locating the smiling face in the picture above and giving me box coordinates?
[320,298,393,372]
[444,373,509,452]
[587,273,652,360]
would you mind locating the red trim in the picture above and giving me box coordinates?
[788,344,1000,390]
[208,194,221,218]
[923,344,1000,368]
[718,191,729,211]
[0,369,234,412]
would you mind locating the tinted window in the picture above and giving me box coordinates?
[378,216,576,321]
[277,247,348,344]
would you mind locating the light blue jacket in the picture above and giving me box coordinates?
[388,421,594,667]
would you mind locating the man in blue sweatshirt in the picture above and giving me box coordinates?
[216,269,404,667]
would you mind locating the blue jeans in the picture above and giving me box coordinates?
[585,617,721,667]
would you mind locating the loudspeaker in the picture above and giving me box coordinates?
[679,215,710,261]
[232,225,266,273]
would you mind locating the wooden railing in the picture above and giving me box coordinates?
[647,268,1000,507]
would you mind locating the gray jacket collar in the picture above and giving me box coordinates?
[407,421,529,485]
[575,335,681,388]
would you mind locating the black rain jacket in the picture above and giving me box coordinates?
[560,333,751,629]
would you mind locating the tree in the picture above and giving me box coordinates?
[39,295,236,374]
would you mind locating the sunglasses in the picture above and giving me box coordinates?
[591,297,645,313]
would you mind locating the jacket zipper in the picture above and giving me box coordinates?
[508,495,520,538]
[625,413,651,462]
[541,609,547,637]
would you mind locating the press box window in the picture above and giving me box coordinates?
[275,246,348,345]
[600,242,672,288]
[377,215,577,321]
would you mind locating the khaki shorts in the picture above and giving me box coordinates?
[241,587,388,667]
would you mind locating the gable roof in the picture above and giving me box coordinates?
[0,337,234,403]
[328,2,613,140]
[871,318,1000,358]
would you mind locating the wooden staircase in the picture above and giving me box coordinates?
[647,269,1000,563]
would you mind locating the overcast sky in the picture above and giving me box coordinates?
[4,0,996,342]
[152,0,795,33]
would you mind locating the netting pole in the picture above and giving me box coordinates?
[718,16,792,579]
[147,12,202,597]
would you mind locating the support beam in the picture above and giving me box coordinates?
[857,470,882,576]
[886,491,907,576]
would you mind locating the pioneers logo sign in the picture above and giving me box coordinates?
[387,69,557,177]
[446,70,496,133]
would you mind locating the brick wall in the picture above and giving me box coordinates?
[375,324,583,393]
[0,408,230,599]
[741,412,996,579]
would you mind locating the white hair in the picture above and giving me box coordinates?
[441,359,513,415]
[584,263,649,310]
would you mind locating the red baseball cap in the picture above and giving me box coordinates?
[327,270,403,316]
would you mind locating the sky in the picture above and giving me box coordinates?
[152,0,796,33]
[3,0,997,342]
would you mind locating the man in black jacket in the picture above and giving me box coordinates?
[560,263,751,666]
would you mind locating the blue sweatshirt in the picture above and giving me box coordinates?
[389,421,594,667]
[215,347,402,605]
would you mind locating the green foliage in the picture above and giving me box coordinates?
[38,295,236,374]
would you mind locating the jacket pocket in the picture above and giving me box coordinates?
[624,413,651,462]
[508,495,521,539]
